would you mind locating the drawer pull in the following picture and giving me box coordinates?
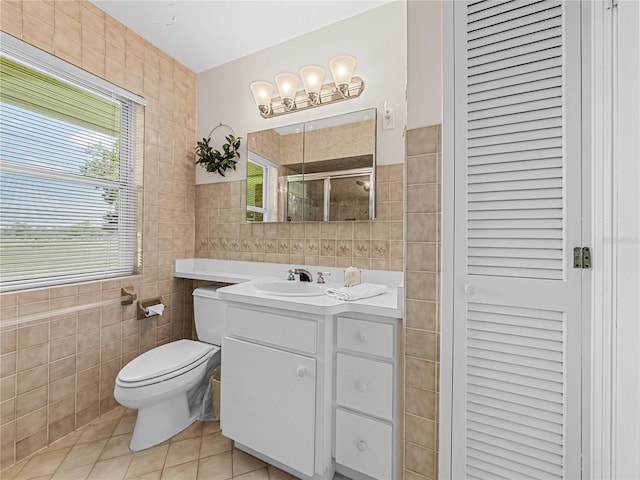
[297,366,306,377]
[356,331,368,343]
[357,440,368,452]
[356,380,368,392]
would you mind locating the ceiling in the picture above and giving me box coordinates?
[91,1,393,73]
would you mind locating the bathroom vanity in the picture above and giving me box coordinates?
[174,259,403,480]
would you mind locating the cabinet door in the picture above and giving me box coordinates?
[221,337,316,477]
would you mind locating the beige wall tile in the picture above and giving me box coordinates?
[17,343,49,372]
[16,385,48,418]
[405,413,436,450]
[405,329,438,361]
[0,329,17,354]
[18,290,50,305]
[406,357,436,391]
[22,13,54,52]
[405,300,437,331]
[406,213,438,243]
[16,364,47,396]
[16,406,47,440]
[16,428,47,462]
[77,367,99,392]
[49,395,75,425]
[76,387,99,415]
[388,164,403,182]
[1,418,15,448]
[50,376,76,403]
[1,352,16,379]
[0,398,15,426]
[76,406,99,429]
[1,306,18,323]
[406,243,437,272]
[17,324,49,350]
[407,154,438,185]
[406,125,438,156]
[405,442,436,479]
[406,272,437,302]
[50,315,77,341]
[54,9,81,40]
[50,356,76,383]
[1,375,16,402]
[407,184,438,214]
[50,336,77,362]
[0,1,22,38]
[22,0,53,25]
[49,413,76,445]
[405,386,436,421]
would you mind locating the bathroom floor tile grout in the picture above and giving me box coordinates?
[2,406,297,480]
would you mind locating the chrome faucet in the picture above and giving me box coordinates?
[294,268,313,282]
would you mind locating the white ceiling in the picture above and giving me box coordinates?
[91,1,393,73]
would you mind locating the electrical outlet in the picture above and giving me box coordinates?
[382,108,395,130]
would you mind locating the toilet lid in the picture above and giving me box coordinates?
[118,339,215,383]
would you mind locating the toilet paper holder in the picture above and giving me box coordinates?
[137,296,165,320]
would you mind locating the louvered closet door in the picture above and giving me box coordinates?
[451,1,583,479]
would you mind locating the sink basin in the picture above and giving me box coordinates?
[253,280,325,297]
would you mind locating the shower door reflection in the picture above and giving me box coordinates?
[329,174,371,221]
[286,177,324,222]
[286,169,373,222]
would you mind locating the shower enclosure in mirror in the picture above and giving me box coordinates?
[246,108,376,222]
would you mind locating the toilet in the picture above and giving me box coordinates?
[114,286,224,451]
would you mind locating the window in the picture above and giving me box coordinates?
[246,152,276,222]
[0,34,146,292]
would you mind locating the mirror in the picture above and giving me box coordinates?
[246,108,376,222]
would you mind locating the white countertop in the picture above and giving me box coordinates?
[174,258,403,318]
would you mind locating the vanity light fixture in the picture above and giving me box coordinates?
[250,55,364,119]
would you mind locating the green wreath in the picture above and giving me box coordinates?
[196,134,241,177]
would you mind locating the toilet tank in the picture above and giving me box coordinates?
[192,286,225,346]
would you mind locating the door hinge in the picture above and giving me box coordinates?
[606,0,618,10]
[573,247,592,269]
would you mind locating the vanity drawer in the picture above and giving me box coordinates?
[337,317,393,358]
[336,353,393,420]
[335,408,392,480]
[226,305,316,354]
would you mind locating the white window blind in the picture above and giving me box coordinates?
[0,35,145,292]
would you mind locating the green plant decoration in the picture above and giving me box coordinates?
[196,134,241,176]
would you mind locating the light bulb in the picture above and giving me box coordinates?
[250,81,274,116]
[329,55,356,97]
[300,65,325,105]
[275,73,299,111]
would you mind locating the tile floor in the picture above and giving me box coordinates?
[1,407,298,480]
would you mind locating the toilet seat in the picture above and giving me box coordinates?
[117,339,219,388]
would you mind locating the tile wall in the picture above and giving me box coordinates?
[403,124,442,480]
[0,0,197,468]
[194,164,404,271]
